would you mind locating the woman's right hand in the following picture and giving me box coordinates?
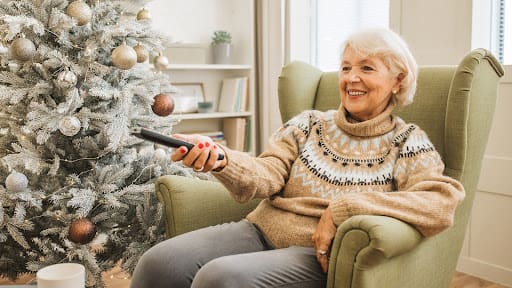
[170,134,227,172]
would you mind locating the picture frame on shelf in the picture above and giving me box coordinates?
[171,82,205,113]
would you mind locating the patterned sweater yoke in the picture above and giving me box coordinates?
[213,104,465,248]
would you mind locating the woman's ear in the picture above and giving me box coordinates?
[393,73,405,92]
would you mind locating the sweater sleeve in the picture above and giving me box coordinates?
[329,126,465,237]
[212,111,312,203]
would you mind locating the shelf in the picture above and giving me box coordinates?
[166,64,252,70]
[169,111,252,120]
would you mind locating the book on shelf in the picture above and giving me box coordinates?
[218,77,249,112]
[223,118,248,151]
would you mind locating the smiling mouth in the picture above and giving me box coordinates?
[347,90,366,96]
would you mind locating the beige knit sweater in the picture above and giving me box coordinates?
[213,104,465,248]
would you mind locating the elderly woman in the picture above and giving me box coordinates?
[130,28,465,288]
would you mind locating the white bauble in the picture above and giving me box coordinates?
[5,171,28,192]
[56,69,77,89]
[58,116,81,136]
[67,0,92,26]
[112,43,137,70]
[153,54,169,71]
[153,148,167,161]
[10,37,36,61]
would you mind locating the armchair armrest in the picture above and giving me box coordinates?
[327,215,423,288]
[155,175,260,238]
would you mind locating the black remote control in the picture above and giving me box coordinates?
[131,127,224,160]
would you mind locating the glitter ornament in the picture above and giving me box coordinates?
[66,0,92,26]
[112,43,137,70]
[136,7,151,21]
[58,116,81,136]
[68,218,97,244]
[133,43,148,63]
[10,37,36,61]
[56,69,77,90]
[153,54,169,71]
[5,171,28,192]
[151,93,174,116]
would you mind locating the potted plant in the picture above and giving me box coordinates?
[211,30,233,64]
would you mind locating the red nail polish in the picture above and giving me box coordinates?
[179,147,187,154]
[205,142,210,148]
[198,143,204,149]
[213,145,217,149]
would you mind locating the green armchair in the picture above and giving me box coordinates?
[154,49,504,288]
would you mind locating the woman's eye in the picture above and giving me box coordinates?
[362,65,374,71]
[341,66,351,72]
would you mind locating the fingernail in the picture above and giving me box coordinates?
[198,143,204,149]
[213,145,217,149]
[205,142,210,148]
[179,147,187,154]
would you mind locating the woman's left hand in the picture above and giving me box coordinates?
[312,207,337,273]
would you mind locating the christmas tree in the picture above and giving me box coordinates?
[0,0,203,286]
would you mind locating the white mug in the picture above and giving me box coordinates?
[37,263,85,288]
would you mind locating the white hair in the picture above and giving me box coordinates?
[340,28,418,107]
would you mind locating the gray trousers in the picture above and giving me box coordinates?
[130,220,327,288]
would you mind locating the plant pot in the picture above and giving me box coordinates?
[212,43,233,64]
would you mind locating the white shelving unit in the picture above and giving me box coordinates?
[150,0,256,153]
[167,64,252,70]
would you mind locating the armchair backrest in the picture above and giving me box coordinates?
[278,49,504,287]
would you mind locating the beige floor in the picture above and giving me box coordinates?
[1,268,509,288]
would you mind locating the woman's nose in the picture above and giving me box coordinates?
[347,70,361,82]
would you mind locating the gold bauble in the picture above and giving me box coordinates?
[136,7,151,21]
[153,54,169,71]
[133,44,148,63]
[66,0,92,26]
[112,43,137,70]
[10,37,36,61]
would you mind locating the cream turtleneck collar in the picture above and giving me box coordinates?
[334,102,396,137]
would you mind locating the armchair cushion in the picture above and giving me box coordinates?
[155,175,259,237]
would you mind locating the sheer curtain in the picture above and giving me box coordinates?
[254,0,284,152]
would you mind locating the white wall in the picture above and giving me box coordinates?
[390,0,472,65]
[147,0,253,64]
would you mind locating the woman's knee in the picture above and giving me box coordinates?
[131,240,191,288]
[192,257,250,288]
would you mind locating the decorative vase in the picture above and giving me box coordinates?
[212,43,233,64]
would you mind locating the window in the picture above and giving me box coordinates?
[287,0,389,71]
[494,0,511,64]
[473,0,511,65]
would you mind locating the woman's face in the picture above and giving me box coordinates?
[339,46,402,121]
